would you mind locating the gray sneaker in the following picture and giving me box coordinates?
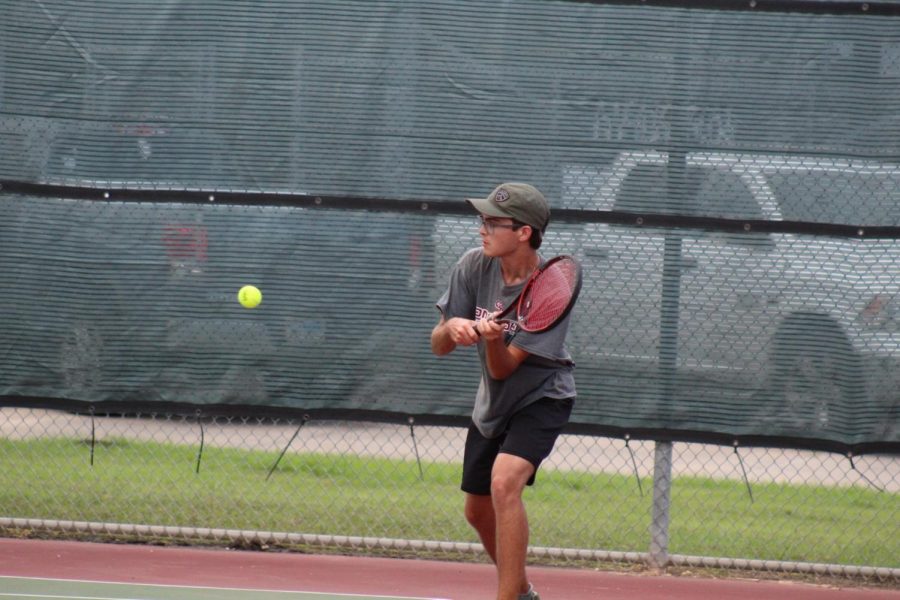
[518,583,540,600]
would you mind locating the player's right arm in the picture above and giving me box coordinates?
[431,316,479,355]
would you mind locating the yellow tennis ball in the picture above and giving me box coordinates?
[238,285,262,309]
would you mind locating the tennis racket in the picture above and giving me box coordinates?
[484,254,582,335]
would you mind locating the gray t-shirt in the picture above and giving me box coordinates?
[436,248,576,438]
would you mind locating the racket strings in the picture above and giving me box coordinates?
[518,259,580,330]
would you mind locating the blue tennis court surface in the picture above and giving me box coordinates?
[0,577,450,600]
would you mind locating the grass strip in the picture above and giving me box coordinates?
[0,437,896,568]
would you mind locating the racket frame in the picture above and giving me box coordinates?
[492,254,582,334]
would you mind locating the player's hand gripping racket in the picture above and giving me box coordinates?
[482,255,582,336]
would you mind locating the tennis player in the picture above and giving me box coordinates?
[431,183,576,600]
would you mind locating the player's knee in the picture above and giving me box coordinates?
[489,472,525,503]
[490,456,533,502]
[463,504,482,528]
[464,495,492,528]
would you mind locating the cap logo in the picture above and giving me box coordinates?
[494,188,510,203]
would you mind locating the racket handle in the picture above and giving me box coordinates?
[473,317,511,338]
[474,318,488,337]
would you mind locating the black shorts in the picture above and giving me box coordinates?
[461,397,574,496]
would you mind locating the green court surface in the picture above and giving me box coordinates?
[0,576,448,600]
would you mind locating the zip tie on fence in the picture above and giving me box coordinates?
[408,416,424,481]
[88,405,96,468]
[195,409,205,475]
[265,414,310,481]
[624,434,643,497]
[847,453,885,493]
[733,441,754,503]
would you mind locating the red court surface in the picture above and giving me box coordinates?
[0,538,897,600]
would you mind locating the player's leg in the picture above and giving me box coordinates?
[495,397,574,600]
[464,493,497,562]
[461,422,503,563]
[491,452,534,600]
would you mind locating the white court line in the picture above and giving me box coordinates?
[0,595,138,600]
[0,592,449,600]
[0,577,450,600]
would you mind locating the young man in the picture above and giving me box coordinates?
[431,183,576,600]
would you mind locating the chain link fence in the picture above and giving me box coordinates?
[1,0,899,587]
[2,407,897,582]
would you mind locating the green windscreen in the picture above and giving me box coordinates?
[1,0,898,453]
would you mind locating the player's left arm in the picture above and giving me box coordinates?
[476,319,529,380]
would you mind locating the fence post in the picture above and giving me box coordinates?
[649,440,673,569]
